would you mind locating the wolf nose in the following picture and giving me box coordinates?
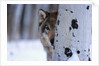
[50,38,54,46]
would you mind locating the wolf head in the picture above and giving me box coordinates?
[38,9,57,48]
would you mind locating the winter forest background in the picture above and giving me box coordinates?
[7,4,58,61]
[7,4,58,41]
[7,4,92,61]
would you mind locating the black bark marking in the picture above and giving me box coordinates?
[70,11,73,13]
[72,33,75,37]
[57,53,60,57]
[63,46,65,48]
[86,6,89,10]
[58,55,60,57]
[77,50,80,54]
[77,40,79,42]
[56,40,58,42]
[88,57,91,61]
[64,48,72,57]
[57,20,60,25]
[88,49,90,52]
[71,19,78,29]
[69,27,72,31]
[84,50,86,52]
[65,9,68,11]
[56,33,58,36]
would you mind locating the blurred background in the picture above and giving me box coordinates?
[7,4,58,61]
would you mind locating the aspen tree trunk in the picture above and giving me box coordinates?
[28,5,36,39]
[52,4,92,61]
[22,5,32,39]
[11,4,24,40]
[7,5,15,41]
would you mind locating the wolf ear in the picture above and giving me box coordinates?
[38,9,47,24]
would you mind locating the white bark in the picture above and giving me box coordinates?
[52,4,92,61]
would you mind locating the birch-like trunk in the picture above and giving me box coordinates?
[52,4,92,61]
[11,4,24,40]
[22,5,32,39]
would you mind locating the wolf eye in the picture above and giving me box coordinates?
[45,25,50,30]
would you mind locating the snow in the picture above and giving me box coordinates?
[67,44,92,61]
[7,39,47,61]
[67,50,80,61]
[7,39,92,61]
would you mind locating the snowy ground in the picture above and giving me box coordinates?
[7,39,92,61]
[7,39,47,61]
